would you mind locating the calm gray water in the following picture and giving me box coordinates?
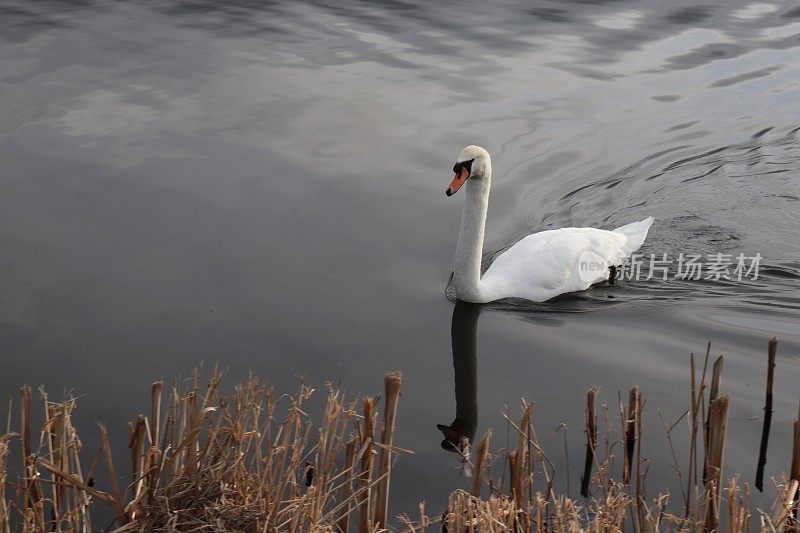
[2,0,799,520]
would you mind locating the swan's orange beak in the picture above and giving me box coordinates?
[446,167,470,196]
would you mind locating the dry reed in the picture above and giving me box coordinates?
[441,340,798,533]
[2,340,799,532]
[756,338,778,492]
[2,370,406,532]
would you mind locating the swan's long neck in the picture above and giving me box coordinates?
[454,174,491,302]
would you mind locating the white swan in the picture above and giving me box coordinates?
[446,145,654,303]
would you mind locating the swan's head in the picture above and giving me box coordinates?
[446,145,491,196]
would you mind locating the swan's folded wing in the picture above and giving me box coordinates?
[480,227,632,302]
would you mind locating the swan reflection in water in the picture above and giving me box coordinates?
[436,299,571,455]
[437,301,479,453]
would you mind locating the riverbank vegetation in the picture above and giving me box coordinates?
[1,342,798,532]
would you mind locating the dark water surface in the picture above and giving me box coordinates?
[2,0,800,519]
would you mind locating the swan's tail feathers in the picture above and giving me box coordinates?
[612,216,654,255]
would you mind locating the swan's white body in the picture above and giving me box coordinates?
[447,146,653,303]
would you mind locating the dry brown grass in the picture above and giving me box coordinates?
[429,341,799,533]
[1,340,799,532]
[2,370,406,532]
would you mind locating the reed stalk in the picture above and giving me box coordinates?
[756,337,778,491]
[470,431,491,498]
[703,394,730,531]
[623,387,640,485]
[580,387,599,498]
[790,398,800,522]
[374,371,402,529]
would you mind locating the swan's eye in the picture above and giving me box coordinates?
[452,159,474,175]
